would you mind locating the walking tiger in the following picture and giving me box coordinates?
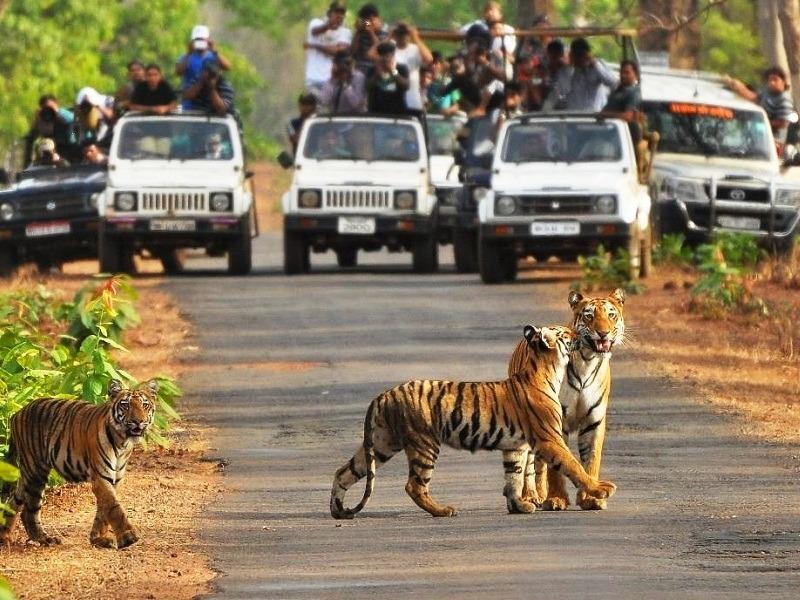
[0,379,157,548]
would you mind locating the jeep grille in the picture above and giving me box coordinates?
[141,191,207,213]
[325,188,391,210]
[517,195,595,216]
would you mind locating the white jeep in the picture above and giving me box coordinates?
[99,112,255,274]
[478,113,652,284]
[281,115,437,273]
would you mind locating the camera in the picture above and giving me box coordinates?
[39,106,56,122]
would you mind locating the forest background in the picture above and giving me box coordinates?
[0,1,790,159]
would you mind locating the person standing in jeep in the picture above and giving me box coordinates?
[367,42,410,115]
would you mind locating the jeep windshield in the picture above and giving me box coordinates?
[642,101,771,160]
[303,121,420,162]
[116,119,234,160]
[426,117,464,156]
[501,121,622,163]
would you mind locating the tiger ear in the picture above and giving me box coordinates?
[610,288,626,306]
[108,379,123,398]
[144,379,159,396]
[524,325,553,350]
[568,290,583,309]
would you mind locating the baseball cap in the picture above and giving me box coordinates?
[38,138,56,153]
[191,25,210,40]
[75,87,104,107]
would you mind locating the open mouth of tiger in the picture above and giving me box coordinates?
[589,337,613,353]
[126,426,145,437]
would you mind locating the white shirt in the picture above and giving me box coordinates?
[305,18,353,86]
[395,44,423,111]
[460,20,517,56]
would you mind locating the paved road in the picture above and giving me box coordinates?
[166,234,800,599]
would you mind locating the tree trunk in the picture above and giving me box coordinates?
[638,0,670,53]
[759,0,789,74]
[517,0,556,28]
[669,0,701,69]
[778,0,800,107]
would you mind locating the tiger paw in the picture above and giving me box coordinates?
[506,497,537,514]
[584,480,616,500]
[431,505,458,517]
[578,495,607,511]
[541,496,569,511]
[91,535,117,549]
[116,529,140,549]
[34,534,62,546]
[521,490,543,508]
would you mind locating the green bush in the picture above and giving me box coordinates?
[653,233,694,266]
[577,245,644,294]
[0,576,15,600]
[0,275,181,459]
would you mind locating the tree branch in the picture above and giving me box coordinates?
[639,0,728,35]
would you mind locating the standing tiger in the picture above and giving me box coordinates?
[330,325,616,519]
[508,289,625,511]
[0,379,157,548]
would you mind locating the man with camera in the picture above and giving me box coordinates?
[182,62,236,117]
[32,138,70,168]
[367,41,410,115]
[321,51,367,114]
[304,2,352,100]
[176,25,232,110]
[25,95,76,167]
[351,4,389,78]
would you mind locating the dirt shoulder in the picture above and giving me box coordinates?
[625,262,800,444]
[0,271,217,600]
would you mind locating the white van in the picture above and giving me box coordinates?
[641,68,800,250]
[100,112,254,274]
[281,115,437,273]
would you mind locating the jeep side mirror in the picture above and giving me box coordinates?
[453,147,465,166]
[277,150,294,170]
[245,170,255,179]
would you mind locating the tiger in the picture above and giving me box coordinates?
[0,379,157,548]
[508,289,625,511]
[330,325,617,519]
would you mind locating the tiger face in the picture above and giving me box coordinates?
[523,324,579,366]
[569,289,625,354]
[109,379,158,439]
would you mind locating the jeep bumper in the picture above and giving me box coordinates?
[480,219,635,255]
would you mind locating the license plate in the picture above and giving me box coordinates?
[150,219,196,232]
[25,221,70,237]
[717,215,761,231]
[337,216,376,235]
[530,221,580,236]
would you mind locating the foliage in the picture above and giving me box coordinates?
[0,0,264,157]
[653,233,694,266]
[0,275,181,460]
[699,0,764,86]
[577,244,644,294]
[691,233,765,314]
[0,459,19,526]
[0,576,15,600]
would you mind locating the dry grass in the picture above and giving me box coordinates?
[0,268,216,600]
[628,263,800,443]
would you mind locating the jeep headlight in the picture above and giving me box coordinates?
[0,202,14,221]
[114,192,137,211]
[595,194,616,214]
[663,177,706,202]
[776,187,800,207]
[472,186,490,203]
[495,195,517,216]
[210,192,233,211]
[298,189,321,209]
[394,190,416,210]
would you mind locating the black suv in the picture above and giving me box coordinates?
[0,165,105,275]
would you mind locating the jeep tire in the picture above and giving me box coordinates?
[159,249,185,275]
[453,229,478,273]
[479,237,516,284]
[412,234,438,273]
[284,229,309,275]
[228,215,252,275]
[0,247,17,278]
[336,247,357,268]
[98,225,135,274]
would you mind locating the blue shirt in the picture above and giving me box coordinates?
[177,50,221,109]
